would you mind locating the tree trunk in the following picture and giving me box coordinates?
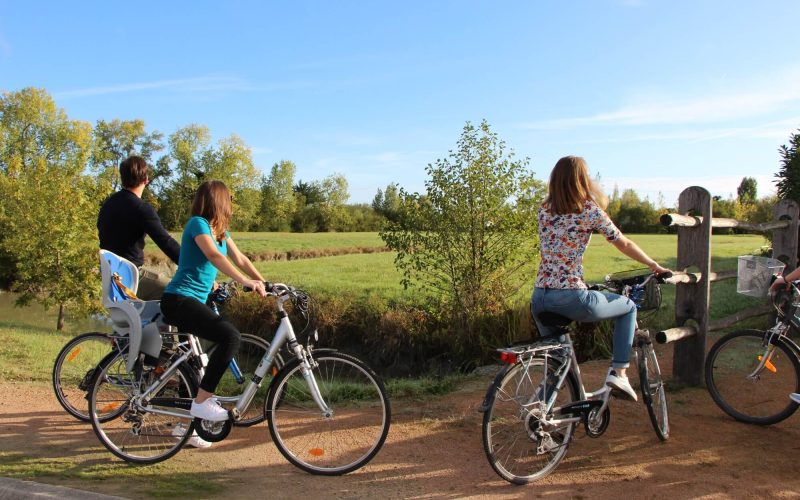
[57,304,65,331]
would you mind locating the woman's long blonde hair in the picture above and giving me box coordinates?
[545,156,608,214]
[191,180,232,243]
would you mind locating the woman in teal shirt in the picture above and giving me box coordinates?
[161,180,267,422]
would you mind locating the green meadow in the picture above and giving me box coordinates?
[0,232,773,383]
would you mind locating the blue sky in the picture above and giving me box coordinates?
[1,1,798,205]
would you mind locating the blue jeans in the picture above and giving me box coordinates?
[531,287,637,369]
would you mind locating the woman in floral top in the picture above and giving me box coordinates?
[531,156,670,401]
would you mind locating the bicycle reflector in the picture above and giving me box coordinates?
[499,352,518,364]
[758,355,778,373]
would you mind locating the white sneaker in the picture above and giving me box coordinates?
[190,398,229,422]
[606,369,638,402]
[790,393,800,404]
[171,424,212,449]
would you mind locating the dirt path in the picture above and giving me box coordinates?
[2,347,800,499]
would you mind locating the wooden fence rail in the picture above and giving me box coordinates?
[655,187,798,386]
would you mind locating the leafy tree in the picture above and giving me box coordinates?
[380,120,544,354]
[0,88,101,329]
[372,183,402,223]
[737,177,758,204]
[158,124,212,229]
[207,134,261,230]
[776,129,800,202]
[91,119,165,194]
[606,188,662,233]
[317,173,350,231]
[259,160,297,231]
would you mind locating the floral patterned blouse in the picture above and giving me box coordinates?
[535,199,621,289]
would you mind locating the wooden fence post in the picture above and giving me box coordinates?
[772,199,800,274]
[673,186,712,386]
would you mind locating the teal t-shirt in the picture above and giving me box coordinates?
[165,216,228,303]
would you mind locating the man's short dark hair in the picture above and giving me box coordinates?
[120,156,148,188]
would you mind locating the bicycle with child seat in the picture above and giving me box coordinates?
[480,270,671,484]
[52,282,282,426]
[87,282,391,474]
[705,280,800,425]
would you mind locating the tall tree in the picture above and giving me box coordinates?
[91,119,165,194]
[372,183,402,222]
[158,124,212,229]
[381,120,544,352]
[259,160,296,231]
[776,129,800,202]
[207,134,261,231]
[0,88,101,329]
[737,177,758,204]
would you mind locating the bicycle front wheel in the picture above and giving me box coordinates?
[636,341,669,440]
[89,351,198,464]
[705,329,800,425]
[267,351,390,475]
[482,355,579,484]
[52,332,116,422]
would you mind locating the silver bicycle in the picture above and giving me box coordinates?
[88,283,391,474]
[480,271,670,484]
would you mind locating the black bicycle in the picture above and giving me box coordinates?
[705,282,800,425]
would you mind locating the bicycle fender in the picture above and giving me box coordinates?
[478,365,512,413]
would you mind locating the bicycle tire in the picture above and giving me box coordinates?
[89,350,198,464]
[636,341,669,440]
[214,333,283,427]
[482,355,579,484]
[705,329,800,425]
[52,332,117,422]
[267,351,391,475]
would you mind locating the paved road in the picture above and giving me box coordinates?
[0,477,126,500]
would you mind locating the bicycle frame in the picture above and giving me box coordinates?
[132,289,331,423]
[535,335,612,432]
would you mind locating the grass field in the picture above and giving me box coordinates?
[0,232,773,384]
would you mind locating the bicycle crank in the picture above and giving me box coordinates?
[584,406,610,438]
[193,417,232,442]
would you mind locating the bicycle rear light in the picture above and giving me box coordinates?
[499,352,518,364]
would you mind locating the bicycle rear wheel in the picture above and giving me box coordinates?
[705,329,800,425]
[52,332,116,422]
[267,351,390,475]
[482,355,578,484]
[636,341,669,440]
[89,351,197,464]
[213,334,282,427]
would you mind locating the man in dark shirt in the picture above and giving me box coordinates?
[98,155,180,300]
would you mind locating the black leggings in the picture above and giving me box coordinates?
[160,293,241,393]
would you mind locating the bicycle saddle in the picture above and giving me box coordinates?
[536,312,573,328]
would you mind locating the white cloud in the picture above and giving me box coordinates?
[573,117,800,144]
[521,66,800,129]
[54,76,250,99]
[53,75,317,99]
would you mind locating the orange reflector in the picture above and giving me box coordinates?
[309,448,324,456]
[100,403,121,412]
[272,367,278,377]
[67,348,81,362]
[758,356,777,373]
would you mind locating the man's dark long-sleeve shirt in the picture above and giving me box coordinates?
[97,190,180,267]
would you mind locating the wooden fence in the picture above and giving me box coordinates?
[654,186,799,386]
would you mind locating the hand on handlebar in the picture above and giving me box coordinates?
[651,263,671,276]
[243,279,267,297]
[770,275,790,295]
